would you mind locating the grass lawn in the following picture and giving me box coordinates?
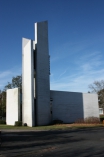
[0,123,104,131]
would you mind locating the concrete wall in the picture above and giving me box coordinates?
[6,88,20,125]
[83,93,99,118]
[22,38,35,127]
[50,90,84,123]
[50,90,99,123]
[35,21,50,125]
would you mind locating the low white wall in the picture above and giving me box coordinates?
[83,93,99,118]
[6,88,20,125]
[50,90,99,123]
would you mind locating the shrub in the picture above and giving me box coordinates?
[75,117,100,124]
[84,117,100,124]
[24,123,27,126]
[100,115,104,123]
[15,121,22,126]
[0,120,6,124]
[100,115,104,118]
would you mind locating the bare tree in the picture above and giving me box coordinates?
[89,80,104,109]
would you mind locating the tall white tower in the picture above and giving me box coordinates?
[22,21,50,127]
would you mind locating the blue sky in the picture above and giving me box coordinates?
[0,0,104,92]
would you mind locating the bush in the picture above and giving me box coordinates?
[0,120,6,124]
[100,115,104,118]
[15,121,22,126]
[23,123,27,126]
[100,118,104,122]
[84,117,100,124]
[100,115,104,123]
[53,119,63,124]
[75,117,100,124]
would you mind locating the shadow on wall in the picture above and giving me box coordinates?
[50,91,84,123]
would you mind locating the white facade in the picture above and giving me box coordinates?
[6,88,20,125]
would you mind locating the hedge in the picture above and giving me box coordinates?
[15,121,22,126]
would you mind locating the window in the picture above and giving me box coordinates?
[99,108,103,115]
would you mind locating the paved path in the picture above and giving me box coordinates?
[0,127,104,157]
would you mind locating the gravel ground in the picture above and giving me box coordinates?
[0,127,104,157]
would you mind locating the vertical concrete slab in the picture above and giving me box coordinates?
[83,93,99,118]
[6,88,20,125]
[22,38,35,127]
[35,21,50,125]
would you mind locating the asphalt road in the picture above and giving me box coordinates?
[0,127,104,157]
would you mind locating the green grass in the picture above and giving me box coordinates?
[0,123,104,131]
[0,124,69,131]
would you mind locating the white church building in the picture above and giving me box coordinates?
[6,21,99,127]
